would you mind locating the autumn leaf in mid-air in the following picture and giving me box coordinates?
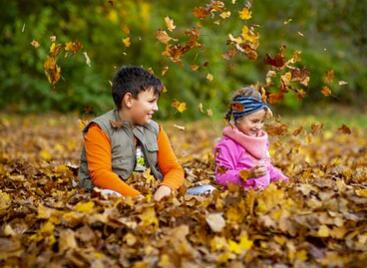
[156,30,174,44]
[64,41,83,53]
[122,37,131,47]
[264,51,286,68]
[239,7,252,20]
[321,86,331,97]
[44,56,61,85]
[338,124,352,135]
[231,103,245,112]
[164,16,176,32]
[323,69,334,85]
[171,99,187,113]
[31,40,40,48]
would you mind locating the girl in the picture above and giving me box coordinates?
[215,86,288,190]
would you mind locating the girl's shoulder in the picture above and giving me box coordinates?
[215,136,243,153]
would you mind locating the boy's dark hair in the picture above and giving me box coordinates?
[112,66,163,110]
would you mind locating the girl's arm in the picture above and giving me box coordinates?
[157,126,185,190]
[84,124,141,197]
[268,164,288,182]
[215,139,256,188]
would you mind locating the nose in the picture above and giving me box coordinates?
[152,102,158,112]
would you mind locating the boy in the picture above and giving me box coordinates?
[78,66,185,201]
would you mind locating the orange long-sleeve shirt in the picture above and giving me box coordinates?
[83,123,184,197]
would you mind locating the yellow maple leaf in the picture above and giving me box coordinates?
[239,8,252,20]
[227,233,253,254]
[139,207,159,227]
[318,225,330,237]
[74,201,94,213]
[355,189,367,197]
[171,100,187,113]
[40,149,52,161]
[122,37,131,47]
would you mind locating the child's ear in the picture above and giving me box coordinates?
[122,92,134,109]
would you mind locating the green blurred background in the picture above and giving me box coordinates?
[1,0,366,119]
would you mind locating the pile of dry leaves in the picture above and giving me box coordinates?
[0,115,366,267]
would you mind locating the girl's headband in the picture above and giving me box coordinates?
[231,96,270,120]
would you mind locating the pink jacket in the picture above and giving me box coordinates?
[215,125,288,190]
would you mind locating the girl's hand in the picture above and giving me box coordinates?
[250,165,267,178]
[153,185,172,201]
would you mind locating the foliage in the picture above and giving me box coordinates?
[0,115,367,266]
[0,0,366,117]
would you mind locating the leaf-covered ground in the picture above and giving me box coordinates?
[1,114,367,267]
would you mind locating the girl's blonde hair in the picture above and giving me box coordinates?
[225,86,273,121]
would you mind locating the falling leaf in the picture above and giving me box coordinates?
[192,6,209,19]
[121,25,130,34]
[283,18,293,24]
[219,11,231,19]
[64,41,83,53]
[83,52,91,67]
[338,80,348,86]
[164,16,176,32]
[281,72,292,85]
[156,30,173,44]
[30,40,40,48]
[297,31,304,37]
[173,124,185,131]
[321,86,331,97]
[264,51,286,68]
[338,124,351,135]
[122,37,131,47]
[191,64,199,71]
[231,103,244,112]
[239,7,252,20]
[43,56,61,85]
[206,73,214,81]
[171,100,187,113]
[161,66,169,76]
[323,69,334,85]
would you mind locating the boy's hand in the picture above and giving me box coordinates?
[250,165,267,178]
[153,185,172,201]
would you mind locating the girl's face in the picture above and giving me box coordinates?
[235,109,266,137]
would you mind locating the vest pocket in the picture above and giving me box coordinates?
[145,142,158,166]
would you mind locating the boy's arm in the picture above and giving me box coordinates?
[157,126,185,190]
[84,124,141,197]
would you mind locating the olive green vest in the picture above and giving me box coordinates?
[78,109,163,191]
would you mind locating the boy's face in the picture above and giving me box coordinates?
[128,88,159,125]
[235,109,266,137]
